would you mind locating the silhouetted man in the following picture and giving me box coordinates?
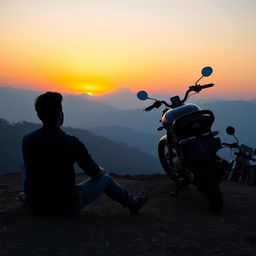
[22,92,148,215]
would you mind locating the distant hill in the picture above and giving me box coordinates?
[88,125,160,156]
[201,100,256,147]
[0,86,161,133]
[0,86,226,130]
[0,118,161,175]
[81,87,225,110]
[81,88,147,110]
[0,87,40,123]
[1,86,256,153]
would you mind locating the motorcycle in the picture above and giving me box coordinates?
[137,67,225,212]
[223,126,256,185]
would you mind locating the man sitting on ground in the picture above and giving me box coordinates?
[21,92,148,215]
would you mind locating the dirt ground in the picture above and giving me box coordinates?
[0,173,256,256]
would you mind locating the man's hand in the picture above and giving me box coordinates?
[92,167,106,179]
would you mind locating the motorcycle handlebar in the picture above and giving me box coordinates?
[200,83,214,89]
[182,84,214,103]
[189,83,215,92]
[145,104,156,111]
[144,83,214,109]
[222,142,239,148]
[144,101,162,111]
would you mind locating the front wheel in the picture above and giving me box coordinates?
[158,138,189,185]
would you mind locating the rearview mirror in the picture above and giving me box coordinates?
[201,67,213,77]
[137,91,148,101]
[226,126,235,136]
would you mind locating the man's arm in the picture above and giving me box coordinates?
[91,167,106,179]
[74,137,105,179]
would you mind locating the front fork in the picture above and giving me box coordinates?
[227,160,237,182]
[227,159,249,183]
[166,143,190,197]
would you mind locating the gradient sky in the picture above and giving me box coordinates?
[1,0,255,98]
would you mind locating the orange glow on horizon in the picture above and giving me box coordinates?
[1,0,255,99]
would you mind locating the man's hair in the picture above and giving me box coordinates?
[35,92,62,125]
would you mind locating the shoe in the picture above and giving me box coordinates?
[129,191,149,215]
[16,192,28,207]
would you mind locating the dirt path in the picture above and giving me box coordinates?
[0,173,256,256]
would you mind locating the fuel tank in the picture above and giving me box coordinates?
[162,104,201,129]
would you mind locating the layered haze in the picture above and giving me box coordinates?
[1,86,256,160]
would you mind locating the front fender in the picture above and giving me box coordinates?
[159,135,167,143]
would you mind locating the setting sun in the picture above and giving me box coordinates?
[69,81,117,95]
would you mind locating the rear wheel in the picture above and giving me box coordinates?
[245,166,256,185]
[198,163,223,212]
[158,139,189,185]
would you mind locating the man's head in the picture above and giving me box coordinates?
[35,92,63,126]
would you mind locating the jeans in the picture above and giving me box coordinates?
[21,164,134,215]
[21,161,26,187]
[64,174,134,215]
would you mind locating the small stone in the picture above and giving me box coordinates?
[104,241,110,247]
[159,232,168,237]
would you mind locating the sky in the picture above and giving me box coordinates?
[1,0,256,98]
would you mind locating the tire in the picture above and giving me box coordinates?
[228,168,240,182]
[158,138,189,185]
[198,162,223,212]
[245,166,256,186]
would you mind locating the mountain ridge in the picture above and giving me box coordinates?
[0,118,161,175]
[1,86,256,153]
